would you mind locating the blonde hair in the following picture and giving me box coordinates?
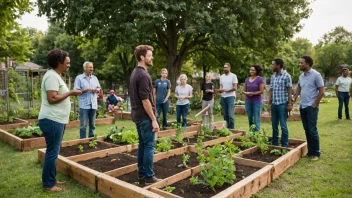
[161,68,168,73]
[179,74,188,81]
[206,72,212,78]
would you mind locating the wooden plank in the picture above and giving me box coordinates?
[104,163,138,177]
[37,148,46,164]
[21,137,46,151]
[154,146,190,162]
[270,147,302,180]
[0,129,22,150]
[147,169,192,189]
[233,157,269,168]
[149,187,182,198]
[195,104,210,117]
[61,137,93,147]
[97,173,164,198]
[68,145,130,162]
[213,165,272,198]
[237,146,259,155]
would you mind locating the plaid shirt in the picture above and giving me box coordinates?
[73,73,101,109]
[270,70,292,105]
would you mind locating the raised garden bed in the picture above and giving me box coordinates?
[0,127,45,151]
[60,141,118,157]
[260,112,301,122]
[65,117,115,128]
[234,105,246,115]
[0,118,28,130]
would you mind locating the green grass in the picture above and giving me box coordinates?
[0,98,351,197]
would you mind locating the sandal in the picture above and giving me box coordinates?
[55,181,66,185]
[44,186,64,192]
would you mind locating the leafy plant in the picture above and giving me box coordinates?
[241,141,256,149]
[11,123,43,138]
[105,126,139,144]
[200,125,213,136]
[77,145,84,152]
[175,125,183,143]
[163,186,176,193]
[182,153,190,168]
[89,134,98,148]
[156,137,173,152]
[216,127,232,137]
[270,149,289,156]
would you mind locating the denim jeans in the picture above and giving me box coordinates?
[220,96,235,129]
[79,108,96,139]
[176,103,190,127]
[135,119,156,179]
[338,91,350,119]
[271,103,289,147]
[38,118,65,188]
[245,102,262,132]
[202,99,214,128]
[300,106,320,157]
[156,101,169,127]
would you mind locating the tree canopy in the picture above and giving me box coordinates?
[38,0,311,87]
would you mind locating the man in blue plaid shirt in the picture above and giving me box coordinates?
[74,61,101,139]
[268,58,293,147]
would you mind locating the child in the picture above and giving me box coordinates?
[106,90,124,112]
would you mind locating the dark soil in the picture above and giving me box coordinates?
[126,140,188,157]
[117,152,199,187]
[59,141,118,157]
[78,153,137,172]
[125,149,138,156]
[0,120,22,125]
[104,138,131,146]
[171,164,260,198]
[242,150,282,163]
[184,135,217,144]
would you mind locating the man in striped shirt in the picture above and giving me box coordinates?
[74,61,101,139]
[268,58,293,147]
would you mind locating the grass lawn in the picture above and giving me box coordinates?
[0,98,351,197]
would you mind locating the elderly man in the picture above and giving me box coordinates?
[74,61,101,139]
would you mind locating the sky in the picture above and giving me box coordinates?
[18,0,352,45]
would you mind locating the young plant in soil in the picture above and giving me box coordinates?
[215,127,232,137]
[200,125,213,136]
[156,137,173,152]
[163,186,176,193]
[270,149,289,156]
[105,126,138,144]
[182,153,190,168]
[191,137,236,192]
[77,145,84,152]
[174,125,183,143]
[11,123,43,138]
[89,134,98,148]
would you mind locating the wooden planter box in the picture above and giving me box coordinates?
[260,112,301,122]
[0,128,45,151]
[66,117,115,128]
[147,156,272,198]
[0,118,29,130]
[234,105,246,115]
[111,111,132,120]
[234,144,302,181]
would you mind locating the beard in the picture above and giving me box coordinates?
[146,60,153,67]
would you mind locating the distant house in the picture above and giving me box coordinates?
[0,62,47,76]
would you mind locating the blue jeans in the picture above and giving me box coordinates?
[79,108,96,139]
[271,103,289,147]
[135,119,156,179]
[245,102,262,132]
[176,103,189,127]
[338,92,350,119]
[156,101,169,127]
[220,96,235,129]
[38,118,65,188]
[300,106,320,157]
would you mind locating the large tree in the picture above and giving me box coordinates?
[38,0,311,86]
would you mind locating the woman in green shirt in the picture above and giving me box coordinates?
[38,49,81,191]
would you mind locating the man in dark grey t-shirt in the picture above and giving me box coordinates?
[129,45,161,184]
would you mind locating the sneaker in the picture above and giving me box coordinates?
[138,174,145,184]
[145,176,162,184]
[311,156,319,161]
[302,154,312,158]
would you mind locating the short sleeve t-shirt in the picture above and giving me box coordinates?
[220,73,238,98]
[336,76,352,92]
[201,82,214,101]
[245,76,264,103]
[154,79,171,104]
[298,69,324,109]
[38,69,71,124]
[175,84,193,105]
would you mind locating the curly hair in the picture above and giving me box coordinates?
[134,45,154,62]
[47,49,69,69]
[251,64,263,76]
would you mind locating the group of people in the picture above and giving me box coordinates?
[37,45,333,191]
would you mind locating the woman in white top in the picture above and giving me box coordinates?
[175,74,193,127]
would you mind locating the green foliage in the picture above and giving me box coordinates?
[105,126,138,144]
[156,137,173,152]
[216,127,232,137]
[190,91,202,109]
[234,100,245,105]
[163,186,176,193]
[270,149,289,156]
[200,125,213,136]
[77,145,84,152]
[174,125,184,143]
[182,153,190,168]
[12,123,43,138]
[241,141,256,149]
[88,134,98,148]
[192,143,236,191]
